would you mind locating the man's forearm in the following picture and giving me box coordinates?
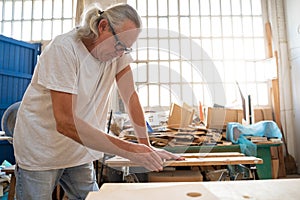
[127,91,151,146]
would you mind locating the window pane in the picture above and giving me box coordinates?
[149,41,158,60]
[148,17,158,34]
[33,0,42,19]
[63,19,73,33]
[158,17,168,33]
[23,1,32,20]
[52,20,62,38]
[233,39,244,59]
[42,20,52,40]
[53,0,62,18]
[211,0,220,16]
[253,17,263,36]
[137,85,148,107]
[148,0,157,16]
[200,0,210,15]
[231,0,241,15]
[182,61,192,81]
[4,1,12,20]
[149,63,159,83]
[136,64,147,82]
[159,39,169,60]
[3,22,12,36]
[0,1,2,21]
[191,17,200,37]
[181,38,191,60]
[137,0,146,16]
[12,21,22,39]
[160,85,171,106]
[170,61,181,82]
[169,39,180,59]
[169,0,178,16]
[241,0,252,15]
[179,0,189,16]
[190,0,199,15]
[254,38,265,59]
[22,21,32,41]
[63,0,73,18]
[43,0,53,19]
[32,20,42,41]
[158,0,167,16]
[14,1,22,20]
[201,17,211,37]
[232,17,243,36]
[212,39,223,59]
[222,17,232,37]
[171,84,181,103]
[180,17,190,36]
[159,62,170,83]
[169,17,179,35]
[243,17,253,37]
[149,85,159,106]
[137,40,147,60]
[211,17,221,37]
[221,0,231,16]
[252,0,262,15]
[182,84,193,105]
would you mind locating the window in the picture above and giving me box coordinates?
[0,0,76,43]
[128,0,276,112]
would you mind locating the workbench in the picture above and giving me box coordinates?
[106,153,263,168]
[86,179,300,200]
[162,142,282,179]
[105,152,263,182]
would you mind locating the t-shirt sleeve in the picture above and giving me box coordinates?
[37,43,78,94]
[116,54,134,74]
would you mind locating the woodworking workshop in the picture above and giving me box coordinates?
[1,0,300,199]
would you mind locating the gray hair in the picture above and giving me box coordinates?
[76,3,142,40]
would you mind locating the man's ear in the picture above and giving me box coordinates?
[98,19,109,33]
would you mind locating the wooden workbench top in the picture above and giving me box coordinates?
[105,153,263,167]
[86,179,300,200]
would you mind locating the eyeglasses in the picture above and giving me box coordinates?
[107,20,132,54]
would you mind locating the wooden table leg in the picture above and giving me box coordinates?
[7,173,16,200]
[2,165,16,200]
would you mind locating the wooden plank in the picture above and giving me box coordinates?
[277,145,287,177]
[265,21,273,58]
[175,152,245,158]
[86,179,300,200]
[105,156,263,167]
[270,146,279,179]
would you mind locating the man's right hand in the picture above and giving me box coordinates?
[126,144,164,172]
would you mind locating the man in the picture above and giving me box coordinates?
[13,3,180,199]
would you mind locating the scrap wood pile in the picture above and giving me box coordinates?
[119,126,230,147]
[111,102,281,147]
[115,103,232,147]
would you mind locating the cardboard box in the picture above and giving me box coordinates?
[167,103,194,128]
[207,107,274,129]
[254,108,273,122]
[206,107,243,129]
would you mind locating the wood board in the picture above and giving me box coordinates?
[105,155,263,167]
[87,179,300,200]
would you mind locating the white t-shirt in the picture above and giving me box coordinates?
[13,29,133,170]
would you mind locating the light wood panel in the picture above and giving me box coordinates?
[87,179,300,200]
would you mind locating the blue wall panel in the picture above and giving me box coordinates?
[0,34,41,120]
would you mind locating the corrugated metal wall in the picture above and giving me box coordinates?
[0,34,41,121]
